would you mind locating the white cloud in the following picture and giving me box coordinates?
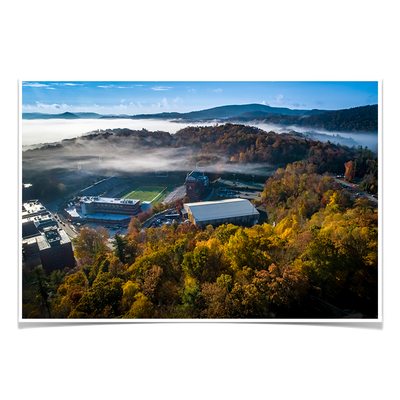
[36,101,62,110]
[22,101,93,113]
[54,83,82,87]
[98,85,115,89]
[188,88,196,93]
[23,82,55,90]
[173,97,183,104]
[261,100,269,106]
[212,88,223,93]
[151,86,173,91]
[275,94,285,104]
[273,94,307,109]
[152,97,169,109]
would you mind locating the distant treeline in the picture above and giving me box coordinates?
[229,105,378,133]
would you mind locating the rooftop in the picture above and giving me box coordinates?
[80,196,139,205]
[184,198,259,222]
[36,227,71,250]
[66,207,132,221]
[22,200,49,219]
[186,170,207,181]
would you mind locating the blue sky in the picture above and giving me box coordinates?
[22,81,378,115]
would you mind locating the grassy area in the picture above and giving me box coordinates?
[123,185,173,205]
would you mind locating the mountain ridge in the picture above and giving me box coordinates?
[22,103,378,132]
[23,103,328,121]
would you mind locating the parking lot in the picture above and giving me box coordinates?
[143,208,189,229]
[216,187,262,201]
[83,222,129,237]
[333,176,378,205]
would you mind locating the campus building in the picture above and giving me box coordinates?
[184,198,259,228]
[185,170,209,202]
[22,200,57,240]
[22,200,50,220]
[67,196,141,223]
[23,227,75,273]
[75,196,141,216]
[22,183,35,203]
[22,201,76,271]
[22,214,58,239]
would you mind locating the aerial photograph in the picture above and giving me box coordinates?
[20,81,380,320]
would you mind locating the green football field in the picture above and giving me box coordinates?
[122,185,171,204]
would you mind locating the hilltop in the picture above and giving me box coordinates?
[22,103,378,133]
[127,103,328,120]
[228,105,378,133]
[23,104,327,121]
[22,111,104,120]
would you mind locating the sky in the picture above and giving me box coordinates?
[21,81,378,116]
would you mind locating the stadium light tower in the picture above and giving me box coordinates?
[77,162,83,188]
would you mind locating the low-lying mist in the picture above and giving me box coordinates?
[22,135,276,178]
[22,119,378,187]
[22,118,378,152]
[244,121,378,152]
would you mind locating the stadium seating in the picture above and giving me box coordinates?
[80,177,122,197]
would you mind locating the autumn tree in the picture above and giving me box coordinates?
[344,160,356,182]
[73,226,110,259]
[108,256,125,276]
[70,272,123,318]
[201,281,233,318]
[141,265,163,303]
[123,293,154,318]
[52,271,88,318]
[176,277,203,318]
[137,211,152,223]
[120,280,141,313]
[127,217,141,237]
[261,264,309,315]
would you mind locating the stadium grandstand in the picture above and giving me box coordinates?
[80,177,122,197]
[102,180,134,198]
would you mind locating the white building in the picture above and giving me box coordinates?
[184,198,259,228]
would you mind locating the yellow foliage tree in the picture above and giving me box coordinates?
[123,293,153,318]
[328,191,341,206]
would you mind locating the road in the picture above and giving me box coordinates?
[333,177,378,205]
[163,185,186,203]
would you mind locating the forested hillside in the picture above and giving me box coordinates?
[172,124,377,175]
[23,124,378,203]
[231,105,378,132]
[22,124,378,319]
[22,165,378,319]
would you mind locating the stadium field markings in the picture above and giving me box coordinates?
[122,186,168,203]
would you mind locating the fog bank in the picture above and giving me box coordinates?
[22,118,378,152]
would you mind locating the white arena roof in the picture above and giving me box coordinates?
[184,198,259,222]
[81,196,139,205]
